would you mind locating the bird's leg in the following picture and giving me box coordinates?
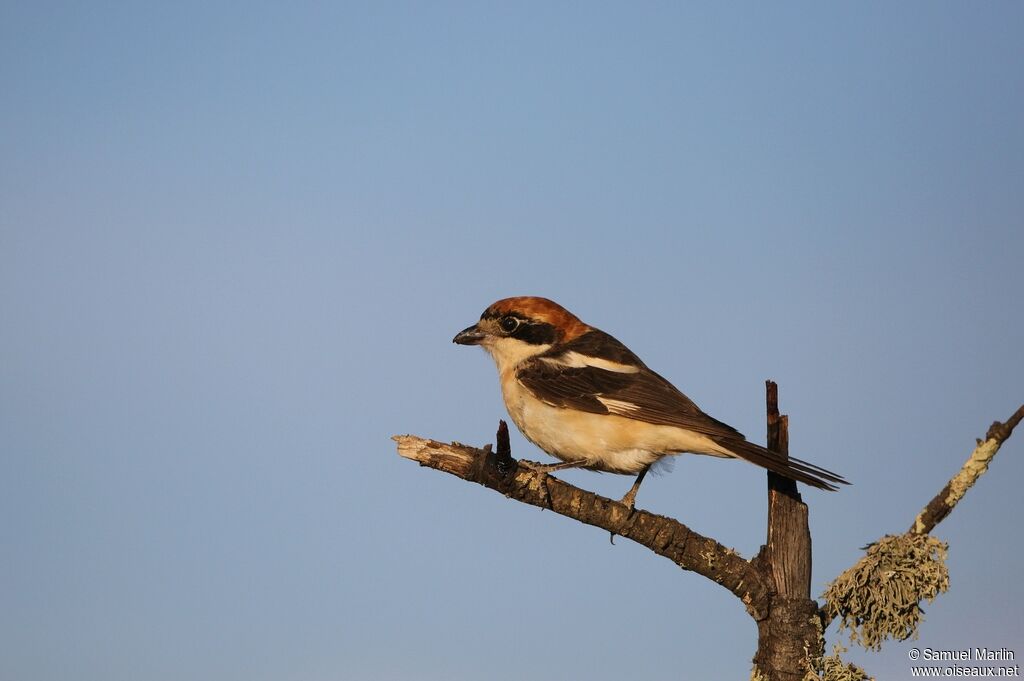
[619,465,651,510]
[519,459,588,473]
[609,465,652,544]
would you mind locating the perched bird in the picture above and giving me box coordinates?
[453,296,847,508]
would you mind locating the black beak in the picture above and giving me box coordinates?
[453,323,486,345]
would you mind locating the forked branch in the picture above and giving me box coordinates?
[394,393,1021,678]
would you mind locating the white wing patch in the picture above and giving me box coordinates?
[597,396,642,413]
[541,351,640,373]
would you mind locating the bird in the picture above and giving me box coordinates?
[453,296,847,508]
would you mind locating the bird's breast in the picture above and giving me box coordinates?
[498,373,703,474]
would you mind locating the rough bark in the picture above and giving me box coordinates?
[393,423,771,619]
[752,382,821,681]
[394,390,1022,678]
[910,404,1024,535]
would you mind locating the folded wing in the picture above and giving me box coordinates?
[517,330,847,490]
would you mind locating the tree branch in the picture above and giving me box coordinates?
[753,382,820,681]
[761,380,811,599]
[393,423,772,620]
[910,403,1024,535]
[821,404,1022,630]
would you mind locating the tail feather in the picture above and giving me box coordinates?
[715,438,849,491]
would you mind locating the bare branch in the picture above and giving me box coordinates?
[393,426,771,620]
[761,380,810,598]
[910,403,1024,535]
[754,381,820,681]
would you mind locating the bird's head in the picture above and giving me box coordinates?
[453,296,589,373]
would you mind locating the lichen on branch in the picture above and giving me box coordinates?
[821,533,949,651]
[801,645,874,681]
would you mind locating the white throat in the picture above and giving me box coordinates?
[480,336,552,376]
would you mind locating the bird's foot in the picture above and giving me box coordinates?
[611,486,643,545]
[518,459,586,474]
[617,465,650,512]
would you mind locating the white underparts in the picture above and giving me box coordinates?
[501,375,734,474]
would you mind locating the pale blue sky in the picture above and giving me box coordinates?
[2,3,1022,679]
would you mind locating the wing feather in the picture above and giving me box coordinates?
[516,330,848,490]
[517,330,742,439]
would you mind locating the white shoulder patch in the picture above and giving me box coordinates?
[542,351,640,373]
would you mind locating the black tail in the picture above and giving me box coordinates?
[715,437,849,491]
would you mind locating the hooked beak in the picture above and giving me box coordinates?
[453,323,487,345]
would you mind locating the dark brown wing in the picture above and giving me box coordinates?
[517,330,848,490]
[517,330,743,439]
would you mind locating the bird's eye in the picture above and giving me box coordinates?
[500,316,520,333]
